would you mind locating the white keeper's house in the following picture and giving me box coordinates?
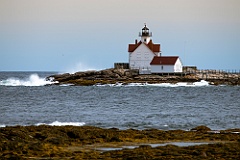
[128,24,183,74]
[150,56,183,73]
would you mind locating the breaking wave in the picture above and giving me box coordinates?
[96,80,210,87]
[146,80,210,87]
[0,121,85,127]
[0,74,55,86]
[36,121,86,126]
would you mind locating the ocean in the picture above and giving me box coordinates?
[0,72,239,130]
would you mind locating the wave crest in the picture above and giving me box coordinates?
[36,121,85,126]
[96,80,210,87]
[0,74,55,86]
[0,121,85,127]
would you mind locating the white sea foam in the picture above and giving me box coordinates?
[36,121,85,126]
[193,80,210,86]
[147,80,209,87]
[96,80,210,87]
[127,83,147,86]
[0,122,85,127]
[0,74,55,86]
[0,124,6,128]
[59,84,74,87]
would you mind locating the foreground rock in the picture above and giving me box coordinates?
[47,68,240,86]
[0,125,239,159]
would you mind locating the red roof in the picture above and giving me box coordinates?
[128,41,142,52]
[150,56,179,65]
[128,40,160,52]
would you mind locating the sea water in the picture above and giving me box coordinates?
[0,72,239,130]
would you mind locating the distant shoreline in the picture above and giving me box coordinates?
[47,68,240,86]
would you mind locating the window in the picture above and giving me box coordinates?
[161,66,164,70]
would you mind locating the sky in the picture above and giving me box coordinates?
[0,0,240,72]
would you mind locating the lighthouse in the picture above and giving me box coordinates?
[115,24,183,73]
[128,24,160,73]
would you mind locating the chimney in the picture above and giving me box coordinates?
[135,39,138,44]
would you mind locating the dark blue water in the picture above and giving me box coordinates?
[0,72,239,130]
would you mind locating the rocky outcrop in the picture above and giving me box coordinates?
[46,68,240,86]
[0,125,239,159]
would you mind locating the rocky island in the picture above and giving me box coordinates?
[46,24,240,87]
[47,68,240,86]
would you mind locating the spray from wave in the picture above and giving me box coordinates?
[0,74,55,86]
[63,62,99,74]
